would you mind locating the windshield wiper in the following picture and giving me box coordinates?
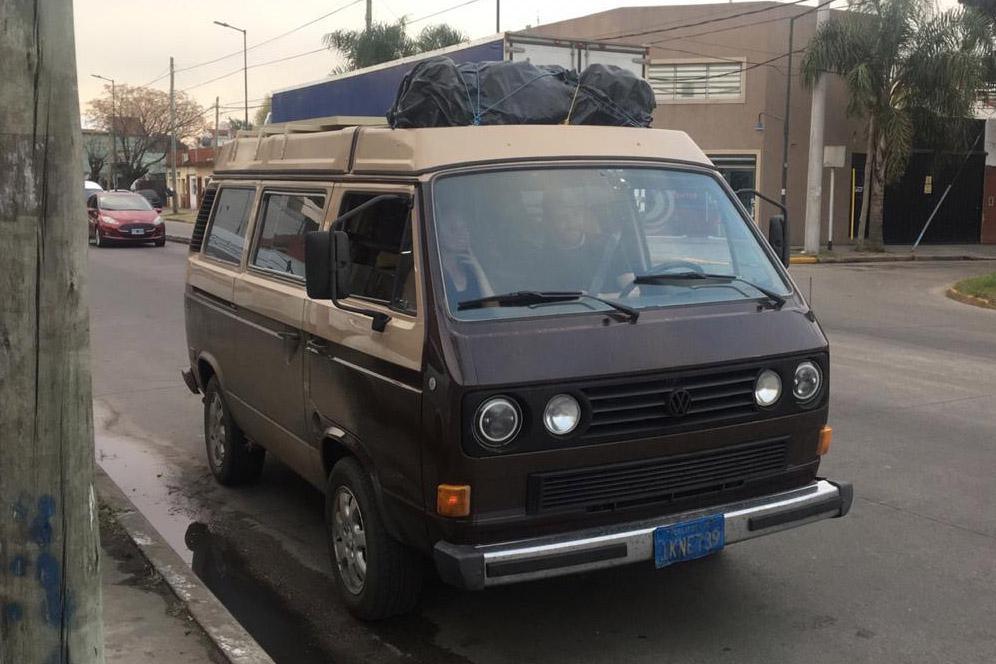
[457,290,639,322]
[631,272,787,309]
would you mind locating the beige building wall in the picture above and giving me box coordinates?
[528,2,869,247]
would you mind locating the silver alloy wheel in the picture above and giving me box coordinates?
[207,392,227,469]
[332,486,367,594]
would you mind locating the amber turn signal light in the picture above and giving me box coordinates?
[817,425,833,456]
[437,484,471,517]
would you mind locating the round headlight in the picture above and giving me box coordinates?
[543,394,581,436]
[476,397,521,447]
[793,361,822,402]
[754,369,782,407]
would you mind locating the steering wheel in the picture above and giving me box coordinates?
[618,260,705,298]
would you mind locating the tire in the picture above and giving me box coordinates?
[95,228,106,248]
[203,377,265,486]
[155,238,166,247]
[327,458,423,620]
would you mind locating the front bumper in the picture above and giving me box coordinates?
[434,478,852,590]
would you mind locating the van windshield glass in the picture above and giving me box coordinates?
[431,167,791,321]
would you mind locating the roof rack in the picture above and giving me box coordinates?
[236,115,386,139]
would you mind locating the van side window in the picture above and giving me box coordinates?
[204,188,255,264]
[338,193,416,313]
[251,192,325,280]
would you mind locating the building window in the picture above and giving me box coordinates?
[648,60,744,102]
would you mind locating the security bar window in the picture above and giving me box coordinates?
[648,61,744,102]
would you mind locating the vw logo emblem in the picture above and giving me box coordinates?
[666,389,693,417]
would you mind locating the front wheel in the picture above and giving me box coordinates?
[95,228,106,248]
[203,377,265,485]
[155,237,166,247]
[327,458,423,620]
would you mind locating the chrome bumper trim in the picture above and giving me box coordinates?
[434,479,851,590]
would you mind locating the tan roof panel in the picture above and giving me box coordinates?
[352,125,711,173]
[215,124,711,176]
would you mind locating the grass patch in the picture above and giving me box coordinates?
[163,210,197,224]
[954,272,996,302]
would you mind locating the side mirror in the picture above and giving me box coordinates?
[768,215,790,267]
[306,229,389,331]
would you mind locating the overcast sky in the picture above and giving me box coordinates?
[73,0,958,124]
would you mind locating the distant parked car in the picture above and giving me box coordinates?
[135,188,164,212]
[84,180,103,203]
[87,191,165,247]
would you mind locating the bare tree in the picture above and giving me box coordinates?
[0,1,104,661]
[88,84,206,186]
[83,132,109,183]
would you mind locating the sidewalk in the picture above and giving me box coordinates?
[102,507,222,663]
[166,219,194,243]
[97,468,275,664]
[791,243,996,264]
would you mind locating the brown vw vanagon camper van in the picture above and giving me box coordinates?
[182,122,851,619]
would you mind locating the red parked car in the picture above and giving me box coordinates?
[87,191,166,247]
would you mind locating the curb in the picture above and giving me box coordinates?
[95,466,275,664]
[167,234,191,244]
[946,286,996,310]
[790,253,993,265]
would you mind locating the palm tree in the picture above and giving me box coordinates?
[324,20,467,74]
[802,0,989,250]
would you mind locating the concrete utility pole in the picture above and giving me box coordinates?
[170,56,179,213]
[215,96,220,151]
[0,2,105,662]
[366,0,372,30]
[497,0,501,32]
[803,3,830,254]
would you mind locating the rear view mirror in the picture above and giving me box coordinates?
[735,188,790,267]
[305,230,350,300]
[768,215,790,267]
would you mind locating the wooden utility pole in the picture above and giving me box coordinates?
[169,56,179,214]
[365,0,372,30]
[215,96,220,151]
[0,2,105,662]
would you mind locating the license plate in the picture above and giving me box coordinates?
[130,228,145,235]
[653,514,725,568]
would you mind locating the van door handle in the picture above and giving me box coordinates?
[306,339,329,355]
[278,331,301,361]
[277,331,300,342]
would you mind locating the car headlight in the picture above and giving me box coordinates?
[152,216,163,225]
[793,361,822,402]
[475,397,521,448]
[543,394,581,436]
[100,215,119,225]
[754,369,782,407]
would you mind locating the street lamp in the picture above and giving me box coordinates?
[214,20,248,127]
[91,73,117,188]
[753,111,784,132]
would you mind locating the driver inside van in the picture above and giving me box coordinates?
[437,206,494,307]
[541,190,633,294]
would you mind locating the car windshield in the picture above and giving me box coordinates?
[100,193,152,211]
[431,167,791,321]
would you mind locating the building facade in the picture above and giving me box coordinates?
[529,2,988,245]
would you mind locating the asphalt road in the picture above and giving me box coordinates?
[89,242,996,664]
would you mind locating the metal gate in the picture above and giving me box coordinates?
[850,150,984,244]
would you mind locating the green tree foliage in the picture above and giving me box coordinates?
[802,0,989,250]
[323,19,467,73]
[227,117,253,132]
[254,94,272,126]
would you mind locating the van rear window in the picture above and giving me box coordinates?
[204,188,255,264]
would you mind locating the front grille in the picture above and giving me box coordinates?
[581,366,759,441]
[528,439,788,513]
[119,223,154,232]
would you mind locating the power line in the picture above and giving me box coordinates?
[409,0,485,25]
[594,0,812,41]
[175,0,362,74]
[180,47,327,92]
[644,0,837,47]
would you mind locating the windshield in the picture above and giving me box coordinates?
[431,167,791,321]
[100,193,153,211]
